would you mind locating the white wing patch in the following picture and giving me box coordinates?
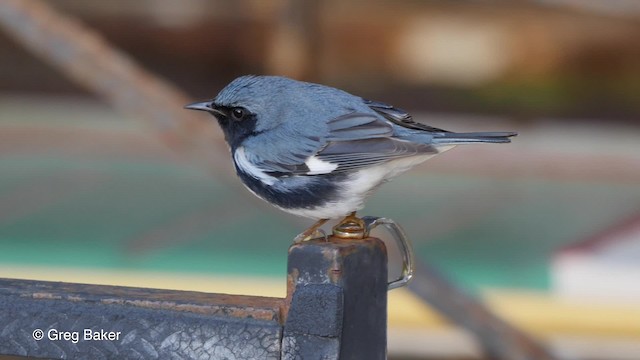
[304,156,338,175]
[234,147,276,186]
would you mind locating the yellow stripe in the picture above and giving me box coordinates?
[2,265,639,338]
[0,265,286,297]
[483,290,640,338]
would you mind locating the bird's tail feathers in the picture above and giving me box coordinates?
[432,131,517,144]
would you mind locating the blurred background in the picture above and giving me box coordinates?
[0,0,639,359]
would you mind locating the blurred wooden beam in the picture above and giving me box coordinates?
[408,259,557,360]
[0,0,235,185]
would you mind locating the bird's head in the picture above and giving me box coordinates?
[185,75,357,150]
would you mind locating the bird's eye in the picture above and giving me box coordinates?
[231,108,245,121]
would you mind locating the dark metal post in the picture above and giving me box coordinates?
[0,236,389,359]
[282,236,388,360]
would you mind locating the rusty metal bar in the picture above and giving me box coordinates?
[0,279,284,359]
[0,236,389,359]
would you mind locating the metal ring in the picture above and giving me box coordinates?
[363,216,415,290]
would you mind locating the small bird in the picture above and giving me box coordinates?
[186,75,516,241]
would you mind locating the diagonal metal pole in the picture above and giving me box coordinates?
[408,259,557,360]
[0,0,234,185]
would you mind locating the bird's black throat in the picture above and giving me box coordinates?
[215,112,260,151]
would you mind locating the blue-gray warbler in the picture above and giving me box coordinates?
[186,75,516,240]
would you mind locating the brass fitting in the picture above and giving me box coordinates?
[332,212,367,239]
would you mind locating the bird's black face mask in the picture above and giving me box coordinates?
[184,101,258,150]
[211,105,259,151]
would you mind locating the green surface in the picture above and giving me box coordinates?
[1,98,639,292]
[2,155,639,291]
[0,156,291,277]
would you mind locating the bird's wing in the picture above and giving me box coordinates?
[324,111,394,140]
[313,111,437,173]
[314,138,437,173]
[243,110,437,177]
[243,130,322,176]
[364,99,450,133]
[365,99,517,143]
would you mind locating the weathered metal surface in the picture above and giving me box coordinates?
[0,278,283,359]
[283,236,388,360]
[0,237,390,359]
[0,278,283,321]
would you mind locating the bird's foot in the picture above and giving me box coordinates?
[294,219,329,243]
[332,212,367,239]
[293,228,327,243]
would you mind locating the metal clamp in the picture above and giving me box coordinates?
[362,216,415,290]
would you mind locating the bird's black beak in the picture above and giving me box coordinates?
[184,101,226,117]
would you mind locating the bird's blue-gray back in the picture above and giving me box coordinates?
[214,76,410,171]
[212,75,513,177]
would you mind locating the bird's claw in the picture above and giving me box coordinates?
[294,228,327,243]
